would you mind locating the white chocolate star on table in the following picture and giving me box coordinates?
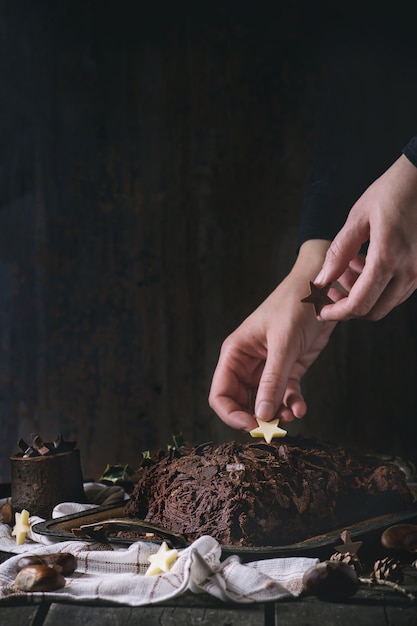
[145,541,179,576]
[249,418,287,444]
[12,509,31,546]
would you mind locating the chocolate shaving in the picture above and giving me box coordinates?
[18,439,36,458]
[226,463,245,472]
[15,433,77,458]
[32,434,51,456]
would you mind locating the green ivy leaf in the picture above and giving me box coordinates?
[99,463,138,484]
[168,432,186,451]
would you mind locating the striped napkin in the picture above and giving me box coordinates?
[0,486,317,605]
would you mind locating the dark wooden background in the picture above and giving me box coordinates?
[1,0,416,483]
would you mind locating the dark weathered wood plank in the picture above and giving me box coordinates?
[0,605,44,626]
[385,606,417,626]
[43,603,266,626]
[276,599,388,625]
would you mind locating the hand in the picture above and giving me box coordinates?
[208,241,338,431]
[315,154,417,321]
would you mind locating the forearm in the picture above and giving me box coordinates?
[291,239,331,288]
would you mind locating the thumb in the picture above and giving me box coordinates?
[315,218,369,286]
[254,357,290,421]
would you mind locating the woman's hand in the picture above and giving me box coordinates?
[209,240,338,431]
[315,154,417,321]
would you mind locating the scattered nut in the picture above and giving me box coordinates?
[381,524,417,553]
[302,560,359,600]
[14,564,66,592]
[0,503,13,525]
[15,555,44,572]
[16,553,77,576]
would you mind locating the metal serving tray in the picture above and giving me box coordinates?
[32,502,417,560]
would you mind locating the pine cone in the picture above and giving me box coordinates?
[372,557,404,583]
[330,551,363,575]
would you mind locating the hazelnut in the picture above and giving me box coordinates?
[380,524,417,553]
[302,560,358,600]
[16,552,77,575]
[14,565,66,592]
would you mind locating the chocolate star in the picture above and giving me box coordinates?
[301,281,334,315]
[335,530,363,555]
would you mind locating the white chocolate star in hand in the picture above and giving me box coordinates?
[250,418,287,444]
[145,541,179,576]
[12,509,31,546]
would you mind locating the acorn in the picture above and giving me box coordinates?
[380,524,417,553]
[302,560,359,600]
[14,564,66,592]
[16,552,77,576]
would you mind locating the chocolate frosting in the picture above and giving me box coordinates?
[125,436,413,547]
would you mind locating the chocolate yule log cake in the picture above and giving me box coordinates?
[125,436,414,547]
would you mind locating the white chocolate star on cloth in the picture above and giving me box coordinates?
[145,541,179,576]
[12,509,31,546]
[250,418,287,444]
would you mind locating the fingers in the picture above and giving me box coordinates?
[318,238,417,321]
[333,256,364,293]
[321,271,415,321]
[281,380,307,420]
[257,379,307,424]
[318,239,394,320]
[254,355,291,421]
[208,335,263,431]
[209,365,258,431]
[362,278,415,320]
[209,343,306,430]
[315,216,369,288]
[253,347,308,424]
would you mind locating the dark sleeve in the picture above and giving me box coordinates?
[297,33,417,250]
[403,136,417,167]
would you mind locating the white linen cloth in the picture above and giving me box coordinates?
[0,484,318,605]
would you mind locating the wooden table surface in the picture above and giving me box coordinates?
[1,548,416,626]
